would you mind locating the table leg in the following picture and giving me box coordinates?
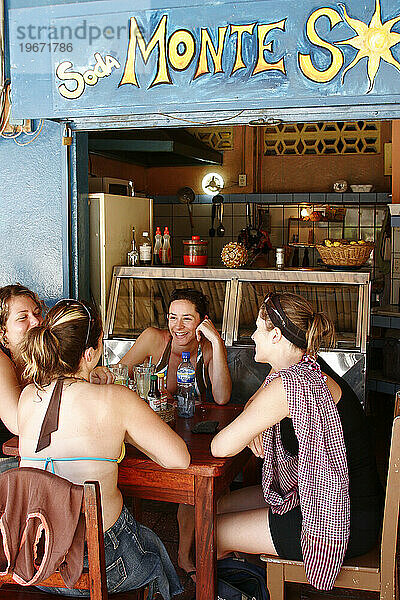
[194,476,216,600]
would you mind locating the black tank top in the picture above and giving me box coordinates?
[280,358,383,510]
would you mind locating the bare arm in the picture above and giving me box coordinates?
[211,377,289,457]
[0,351,20,434]
[120,328,166,376]
[120,387,190,469]
[197,318,231,405]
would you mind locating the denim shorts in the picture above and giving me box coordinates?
[36,505,183,599]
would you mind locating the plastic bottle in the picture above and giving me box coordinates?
[139,231,152,266]
[176,352,196,418]
[127,227,139,266]
[157,372,168,411]
[162,227,172,265]
[153,227,162,265]
[147,375,161,412]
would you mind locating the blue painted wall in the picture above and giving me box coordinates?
[0,120,68,305]
[0,1,68,305]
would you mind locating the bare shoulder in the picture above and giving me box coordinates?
[0,349,15,373]
[141,327,170,347]
[323,373,342,404]
[248,375,287,411]
[263,375,285,396]
[86,380,143,408]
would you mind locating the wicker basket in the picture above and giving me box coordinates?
[159,403,175,423]
[316,240,374,267]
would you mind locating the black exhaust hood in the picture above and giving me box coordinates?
[88,128,223,167]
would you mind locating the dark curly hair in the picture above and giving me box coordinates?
[168,288,209,320]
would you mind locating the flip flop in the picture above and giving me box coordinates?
[184,570,196,585]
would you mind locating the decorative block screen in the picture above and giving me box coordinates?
[264,122,380,156]
[188,127,234,150]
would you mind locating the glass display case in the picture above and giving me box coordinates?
[104,266,370,404]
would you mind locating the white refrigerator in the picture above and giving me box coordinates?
[89,193,153,319]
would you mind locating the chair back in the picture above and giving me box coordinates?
[0,469,107,599]
[379,416,400,586]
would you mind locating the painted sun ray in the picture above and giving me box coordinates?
[337,0,400,92]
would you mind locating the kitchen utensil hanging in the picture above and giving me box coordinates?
[209,202,216,237]
[217,203,225,237]
[177,187,195,235]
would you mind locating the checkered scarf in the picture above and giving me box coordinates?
[261,355,350,590]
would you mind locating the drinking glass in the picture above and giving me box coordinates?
[110,364,128,386]
[134,364,155,400]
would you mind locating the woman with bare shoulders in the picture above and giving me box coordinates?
[19,299,190,597]
[0,284,44,439]
[0,285,112,443]
[121,288,232,580]
[121,288,231,404]
[210,292,382,591]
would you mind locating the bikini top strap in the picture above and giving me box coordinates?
[155,337,172,374]
[35,377,65,453]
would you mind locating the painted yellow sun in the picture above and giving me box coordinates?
[339,0,400,91]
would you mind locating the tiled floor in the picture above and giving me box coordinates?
[136,498,383,600]
[130,397,397,600]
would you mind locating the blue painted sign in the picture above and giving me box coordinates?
[8,0,400,119]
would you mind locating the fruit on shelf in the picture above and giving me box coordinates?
[324,239,367,247]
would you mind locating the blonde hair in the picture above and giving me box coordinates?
[22,300,102,388]
[0,284,43,342]
[260,292,335,357]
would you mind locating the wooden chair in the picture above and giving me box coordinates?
[0,478,109,599]
[260,415,400,600]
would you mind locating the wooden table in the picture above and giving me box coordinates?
[3,404,251,600]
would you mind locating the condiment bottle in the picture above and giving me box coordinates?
[127,227,139,266]
[147,375,161,412]
[183,236,208,267]
[157,372,168,411]
[139,231,152,266]
[153,227,162,265]
[276,247,285,270]
[162,227,172,265]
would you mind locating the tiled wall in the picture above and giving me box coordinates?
[392,229,400,303]
[154,193,389,267]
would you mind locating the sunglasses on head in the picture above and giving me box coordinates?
[53,299,92,348]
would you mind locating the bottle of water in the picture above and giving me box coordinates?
[176,352,196,418]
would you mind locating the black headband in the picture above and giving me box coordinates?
[263,294,308,349]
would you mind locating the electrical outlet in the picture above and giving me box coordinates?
[238,173,247,187]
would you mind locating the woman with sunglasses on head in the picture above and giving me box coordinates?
[210,292,382,591]
[0,286,113,440]
[18,299,190,598]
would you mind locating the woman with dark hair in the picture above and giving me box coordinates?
[19,299,190,598]
[210,292,382,591]
[121,288,231,404]
[121,288,232,580]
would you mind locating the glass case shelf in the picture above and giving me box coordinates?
[104,266,370,405]
[105,266,370,352]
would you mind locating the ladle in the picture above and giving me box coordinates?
[209,203,216,237]
[217,204,225,237]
